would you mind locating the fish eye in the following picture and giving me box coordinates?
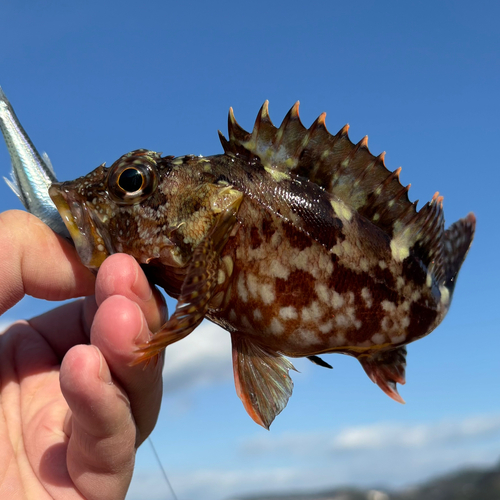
[107,155,159,205]
[118,167,145,193]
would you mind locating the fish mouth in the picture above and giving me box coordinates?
[49,183,113,270]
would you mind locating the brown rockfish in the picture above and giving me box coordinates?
[49,102,475,429]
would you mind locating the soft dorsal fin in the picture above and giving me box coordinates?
[389,192,446,286]
[219,101,418,237]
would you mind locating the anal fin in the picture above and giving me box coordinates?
[358,346,407,404]
[232,333,296,429]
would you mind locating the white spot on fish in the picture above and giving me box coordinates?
[294,249,309,270]
[426,272,432,288]
[361,287,373,308]
[331,291,345,309]
[391,333,407,343]
[290,328,318,345]
[270,232,282,248]
[390,234,411,262]
[302,301,323,322]
[332,332,347,347]
[319,320,334,334]
[269,260,290,279]
[318,252,334,275]
[381,300,396,313]
[260,283,275,305]
[372,333,386,344]
[237,274,248,302]
[331,199,352,221]
[268,317,284,335]
[247,273,259,298]
[335,314,350,328]
[253,309,263,322]
[439,285,450,305]
[279,306,298,320]
[315,283,330,304]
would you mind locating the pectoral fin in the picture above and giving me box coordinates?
[358,346,407,404]
[231,333,296,429]
[133,189,242,365]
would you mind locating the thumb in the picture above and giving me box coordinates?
[60,344,136,500]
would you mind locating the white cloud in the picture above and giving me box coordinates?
[161,320,233,393]
[241,413,500,455]
[332,414,500,450]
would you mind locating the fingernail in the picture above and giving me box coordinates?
[132,264,153,302]
[94,346,113,384]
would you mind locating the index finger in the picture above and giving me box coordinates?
[0,210,95,315]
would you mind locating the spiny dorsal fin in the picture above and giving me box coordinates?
[219,102,418,236]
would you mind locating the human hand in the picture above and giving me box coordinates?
[0,210,167,500]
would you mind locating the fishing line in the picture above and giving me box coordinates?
[148,437,179,500]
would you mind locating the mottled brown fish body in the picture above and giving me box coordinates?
[212,193,446,359]
[49,102,475,429]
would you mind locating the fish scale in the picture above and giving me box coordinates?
[42,102,476,429]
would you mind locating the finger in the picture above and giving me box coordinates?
[0,210,95,315]
[95,253,167,332]
[90,294,163,443]
[25,252,167,377]
[92,254,166,440]
[61,344,136,500]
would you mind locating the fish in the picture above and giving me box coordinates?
[0,86,68,238]
[48,101,475,429]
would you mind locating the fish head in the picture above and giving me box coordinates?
[49,149,239,284]
[49,149,169,271]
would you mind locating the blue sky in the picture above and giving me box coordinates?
[1,1,499,499]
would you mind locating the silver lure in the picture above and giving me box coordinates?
[0,87,68,238]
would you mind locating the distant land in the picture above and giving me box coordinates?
[230,460,500,500]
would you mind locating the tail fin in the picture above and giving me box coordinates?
[443,212,476,294]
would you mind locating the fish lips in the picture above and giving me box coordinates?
[49,183,113,270]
